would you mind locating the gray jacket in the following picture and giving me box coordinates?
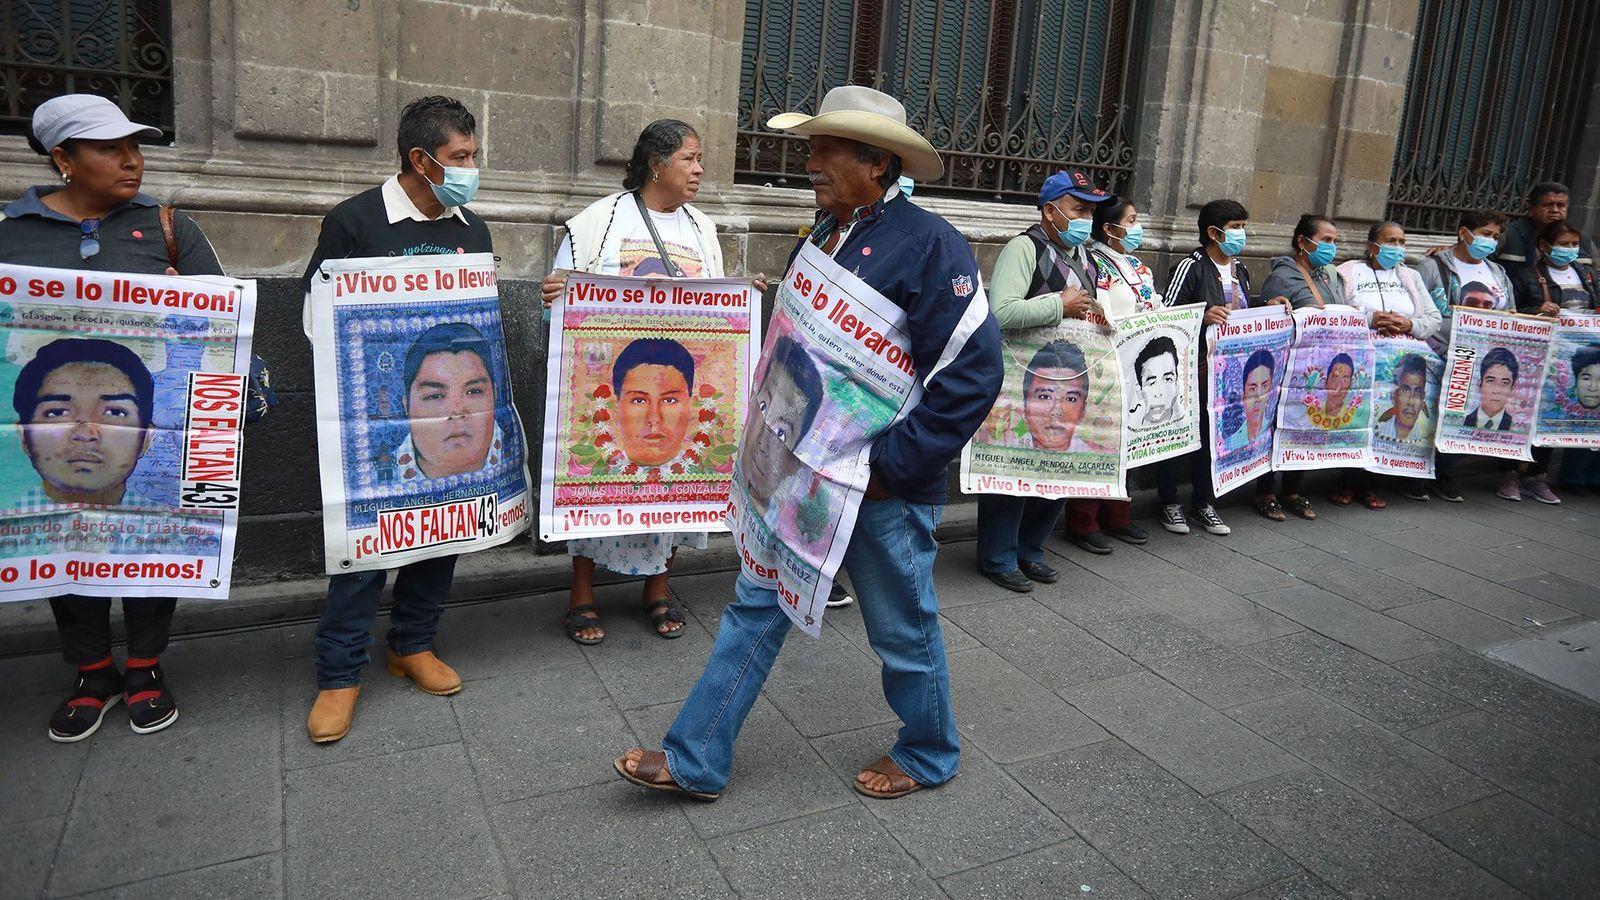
[1258,255,1344,309]
[1417,250,1515,353]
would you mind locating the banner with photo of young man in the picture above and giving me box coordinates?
[1434,307,1552,461]
[730,242,923,638]
[310,254,531,573]
[0,263,256,601]
[1114,304,1204,468]
[1532,311,1600,448]
[960,308,1125,499]
[1207,305,1293,497]
[1368,335,1444,478]
[540,270,757,540]
[1274,306,1374,470]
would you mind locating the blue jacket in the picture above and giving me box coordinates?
[786,193,1003,505]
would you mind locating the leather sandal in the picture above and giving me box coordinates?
[1252,495,1286,522]
[1358,491,1388,511]
[854,755,926,799]
[1327,490,1354,507]
[644,597,686,639]
[614,749,719,802]
[1283,495,1316,520]
[563,603,605,645]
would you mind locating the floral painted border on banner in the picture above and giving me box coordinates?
[1532,311,1600,449]
[1273,305,1374,471]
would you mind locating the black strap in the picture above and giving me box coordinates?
[632,192,685,277]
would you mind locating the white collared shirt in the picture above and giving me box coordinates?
[381,174,468,225]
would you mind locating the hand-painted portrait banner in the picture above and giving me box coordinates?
[539,271,757,541]
[1208,305,1293,497]
[730,242,922,638]
[310,254,531,573]
[0,263,255,602]
[1532,311,1600,448]
[1273,306,1374,471]
[1114,304,1203,468]
[1368,335,1443,478]
[960,307,1125,499]
[1435,307,1552,461]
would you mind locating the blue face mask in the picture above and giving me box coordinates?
[424,150,480,207]
[1307,240,1337,267]
[1375,244,1406,270]
[1549,246,1580,267]
[897,175,916,198]
[1465,233,1497,261]
[1114,222,1144,252]
[1050,206,1092,247]
[1214,227,1247,257]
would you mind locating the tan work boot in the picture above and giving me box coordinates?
[307,686,360,743]
[385,649,462,696]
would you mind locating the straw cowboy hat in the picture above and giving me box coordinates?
[767,86,944,182]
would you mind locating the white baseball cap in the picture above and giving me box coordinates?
[31,94,162,151]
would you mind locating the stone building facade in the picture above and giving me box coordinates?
[2,0,1597,587]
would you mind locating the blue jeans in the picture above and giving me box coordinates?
[313,554,458,689]
[663,498,956,793]
[975,494,1064,573]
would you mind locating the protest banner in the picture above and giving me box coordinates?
[1532,311,1600,449]
[310,254,531,573]
[1114,304,1204,468]
[1435,307,1552,461]
[1273,305,1374,471]
[730,242,924,637]
[1207,305,1293,497]
[539,270,757,540]
[961,307,1125,500]
[1368,335,1444,478]
[0,263,255,601]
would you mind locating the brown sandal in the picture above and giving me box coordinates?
[1327,490,1354,507]
[853,755,925,799]
[1358,491,1388,511]
[614,748,720,802]
[1252,495,1286,522]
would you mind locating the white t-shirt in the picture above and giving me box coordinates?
[1550,265,1582,289]
[554,200,707,276]
[1452,258,1505,307]
[1345,265,1416,317]
[1214,259,1247,308]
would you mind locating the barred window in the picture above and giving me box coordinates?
[737,0,1146,203]
[1,1,175,140]
[1386,0,1597,233]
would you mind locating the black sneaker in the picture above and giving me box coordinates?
[825,582,855,608]
[123,664,179,735]
[1402,482,1431,502]
[1192,504,1231,535]
[1018,559,1059,583]
[1159,503,1190,535]
[49,665,122,743]
[1434,479,1464,503]
[1071,531,1115,555]
[984,568,1034,593]
[1106,524,1150,545]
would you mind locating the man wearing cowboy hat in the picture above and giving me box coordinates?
[616,85,1002,801]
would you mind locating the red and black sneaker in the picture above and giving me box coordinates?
[48,661,123,743]
[123,659,179,735]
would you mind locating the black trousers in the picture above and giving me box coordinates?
[50,594,176,666]
[1255,470,1305,495]
[1500,446,1554,476]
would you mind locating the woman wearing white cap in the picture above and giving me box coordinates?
[0,94,225,743]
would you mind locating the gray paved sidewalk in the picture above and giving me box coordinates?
[5,477,1600,898]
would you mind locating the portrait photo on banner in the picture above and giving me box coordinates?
[1208,306,1293,495]
[1113,304,1203,467]
[1274,307,1375,469]
[1369,337,1443,478]
[1436,308,1551,460]
[1534,312,1600,448]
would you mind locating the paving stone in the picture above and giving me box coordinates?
[1,816,58,900]
[946,646,1108,763]
[0,649,69,696]
[455,666,635,803]
[929,544,1021,609]
[1419,792,1600,899]
[1144,648,1301,709]
[1244,583,1445,662]
[937,838,1151,899]
[1116,572,1262,624]
[584,598,721,709]
[1228,691,1496,820]
[945,598,1141,693]
[281,661,463,771]
[1243,632,1470,731]
[1193,513,1308,556]
[1194,607,1305,648]
[1384,511,1540,554]
[1407,711,1600,835]
[436,595,589,681]
[491,782,731,899]
[1397,646,1600,757]
[762,621,899,737]
[708,805,943,900]
[1259,545,1435,611]
[152,630,285,736]
[51,718,282,896]
[1082,612,1219,663]
[1010,739,1299,897]
[1048,535,1188,584]
[1499,572,1600,618]
[1064,671,1300,795]
[1140,537,1304,593]
[812,722,1071,877]
[1029,564,1158,627]
[0,695,88,825]
[626,697,856,839]
[1382,560,1580,624]
[1214,769,1519,899]
[74,854,283,899]
[1232,874,1345,899]
[284,743,507,899]
[1380,530,1539,584]
[1490,538,1600,584]
[1384,597,1529,651]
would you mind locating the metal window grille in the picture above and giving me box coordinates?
[1,0,174,140]
[1386,0,1598,233]
[736,0,1147,203]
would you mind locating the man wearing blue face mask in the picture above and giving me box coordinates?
[298,95,494,743]
[976,169,1110,590]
